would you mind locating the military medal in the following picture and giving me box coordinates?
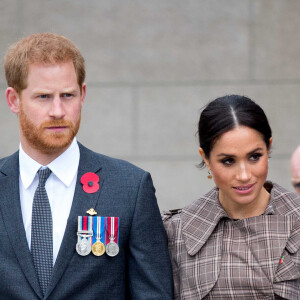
[106,238,119,257]
[76,216,93,256]
[105,217,120,257]
[92,216,105,256]
[76,234,92,256]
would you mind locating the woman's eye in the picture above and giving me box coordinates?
[221,158,234,166]
[249,153,262,161]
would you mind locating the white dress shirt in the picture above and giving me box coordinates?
[19,138,80,265]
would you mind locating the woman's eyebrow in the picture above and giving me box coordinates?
[217,147,264,157]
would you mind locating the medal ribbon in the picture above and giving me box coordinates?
[78,216,93,244]
[105,217,119,245]
[92,216,105,244]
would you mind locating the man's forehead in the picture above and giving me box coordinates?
[291,146,300,170]
[291,164,300,181]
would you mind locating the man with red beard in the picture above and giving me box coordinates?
[0,33,173,300]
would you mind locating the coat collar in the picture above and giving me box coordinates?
[181,187,228,256]
[181,182,281,256]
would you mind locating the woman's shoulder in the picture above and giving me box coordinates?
[162,208,182,233]
[162,208,182,222]
[162,187,221,240]
[162,208,183,246]
[270,182,300,217]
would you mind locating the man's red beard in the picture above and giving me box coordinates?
[19,105,80,155]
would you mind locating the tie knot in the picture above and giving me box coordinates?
[38,168,52,187]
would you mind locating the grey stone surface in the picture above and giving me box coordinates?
[0,89,19,157]
[77,87,133,157]
[134,159,215,211]
[137,84,300,158]
[254,0,300,79]
[137,86,204,156]
[0,1,299,210]
[0,0,22,85]
[21,0,249,83]
[268,157,294,194]
[240,85,300,157]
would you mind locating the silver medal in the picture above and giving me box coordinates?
[106,239,119,257]
[76,237,92,256]
[106,217,119,257]
[76,229,93,256]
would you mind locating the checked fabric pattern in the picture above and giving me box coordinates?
[163,183,300,299]
[31,167,53,296]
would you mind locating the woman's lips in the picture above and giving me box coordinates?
[232,183,255,194]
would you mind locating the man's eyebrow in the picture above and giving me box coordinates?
[61,88,78,93]
[32,89,52,94]
[217,147,264,157]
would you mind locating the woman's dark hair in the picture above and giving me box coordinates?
[198,95,272,168]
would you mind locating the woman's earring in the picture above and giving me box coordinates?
[207,170,212,180]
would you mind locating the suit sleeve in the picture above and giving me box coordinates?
[128,172,174,299]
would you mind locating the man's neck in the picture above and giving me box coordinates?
[20,141,71,166]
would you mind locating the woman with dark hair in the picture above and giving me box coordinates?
[163,95,300,299]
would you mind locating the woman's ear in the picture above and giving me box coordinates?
[269,137,273,148]
[198,147,210,169]
[6,87,20,114]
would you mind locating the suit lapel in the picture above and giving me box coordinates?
[46,145,103,298]
[0,152,43,299]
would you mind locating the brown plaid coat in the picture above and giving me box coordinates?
[163,183,300,299]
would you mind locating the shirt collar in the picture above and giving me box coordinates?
[19,138,80,189]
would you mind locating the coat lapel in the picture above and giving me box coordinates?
[0,152,43,299]
[46,144,103,298]
[181,188,226,255]
[181,188,227,298]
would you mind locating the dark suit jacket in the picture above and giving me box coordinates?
[0,143,173,299]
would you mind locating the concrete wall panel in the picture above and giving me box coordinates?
[78,87,134,157]
[254,0,300,79]
[0,1,299,210]
[21,0,249,83]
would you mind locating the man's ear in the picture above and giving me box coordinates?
[80,83,86,107]
[198,147,210,169]
[6,87,20,114]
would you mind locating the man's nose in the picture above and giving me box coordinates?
[49,96,65,119]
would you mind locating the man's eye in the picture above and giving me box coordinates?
[63,93,73,98]
[39,94,49,99]
[294,183,300,188]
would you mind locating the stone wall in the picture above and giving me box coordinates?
[0,0,299,210]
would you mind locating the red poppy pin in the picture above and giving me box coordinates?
[81,172,99,193]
